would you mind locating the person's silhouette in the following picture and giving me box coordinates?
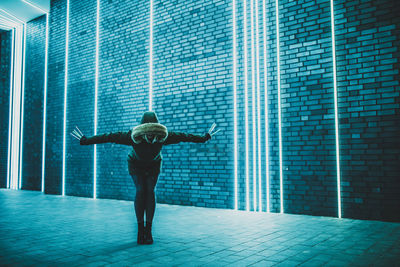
[70,111,220,244]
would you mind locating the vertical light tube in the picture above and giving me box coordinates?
[11,26,23,190]
[250,0,257,212]
[93,0,100,199]
[262,0,270,213]
[42,13,49,192]
[149,0,154,110]
[255,0,262,212]
[62,0,70,196]
[18,23,27,189]
[232,0,238,210]
[7,28,15,189]
[330,0,341,218]
[243,0,250,212]
[275,0,284,213]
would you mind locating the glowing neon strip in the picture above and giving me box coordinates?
[18,23,27,189]
[0,22,13,31]
[330,0,341,218]
[11,25,23,190]
[6,28,15,189]
[262,0,270,213]
[255,0,262,212]
[42,13,49,192]
[232,0,238,210]
[10,28,17,189]
[243,0,250,212]
[22,0,48,13]
[93,0,100,199]
[62,0,70,196]
[250,0,257,212]
[275,0,283,213]
[0,9,24,24]
[149,0,154,110]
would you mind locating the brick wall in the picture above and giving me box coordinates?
[21,15,46,191]
[45,0,67,195]
[95,0,149,201]
[20,0,400,221]
[0,30,12,188]
[153,1,233,208]
[335,0,400,221]
[64,0,96,198]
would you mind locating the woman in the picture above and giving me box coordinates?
[70,111,220,245]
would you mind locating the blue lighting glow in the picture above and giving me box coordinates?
[93,0,101,199]
[9,24,24,190]
[275,0,284,213]
[330,0,342,218]
[18,23,27,189]
[255,0,262,212]
[6,28,15,189]
[42,13,49,193]
[62,0,70,196]
[243,0,250,212]
[149,0,154,110]
[250,0,257,212]
[22,0,48,14]
[262,0,270,213]
[232,0,238,210]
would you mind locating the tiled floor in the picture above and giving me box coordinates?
[0,189,399,266]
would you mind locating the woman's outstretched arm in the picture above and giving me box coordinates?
[71,126,132,146]
[163,122,220,145]
[80,132,132,146]
[163,132,211,145]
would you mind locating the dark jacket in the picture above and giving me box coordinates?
[80,112,211,176]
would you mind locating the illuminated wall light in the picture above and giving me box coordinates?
[10,25,24,190]
[262,0,270,213]
[232,0,238,210]
[62,0,70,196]
[243,0,250,212]
[42,13,49,192]
[255,0,262,212]
[6,28,15,189]
[22,0,48,13]
[18,23,27,189]
[330,0,342,218]
[93,0,101,199]
[149,0,154,110]
[0,9,24,24]
[250,0,257,212]
[275,0,284,213]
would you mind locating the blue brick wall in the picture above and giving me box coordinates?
[153,0,233,208]
[334,0,400,221]
[64,0,96,197]
[21,15,46,191]
[0,30,12,188]
[23,0,399,221]
[95,0,150,200]
[279,0,337,216]
[45,0,67,195]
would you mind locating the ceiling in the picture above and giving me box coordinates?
[0,0,49,29]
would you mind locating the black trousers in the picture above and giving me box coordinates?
[131,171,159,224]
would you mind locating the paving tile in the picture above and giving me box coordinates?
[0,190,399,266]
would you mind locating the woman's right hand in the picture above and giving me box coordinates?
[207,122,221,137]
[70,126,86,145]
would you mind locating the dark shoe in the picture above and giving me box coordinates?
[137,222,145,244]
[144,222,153,245]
